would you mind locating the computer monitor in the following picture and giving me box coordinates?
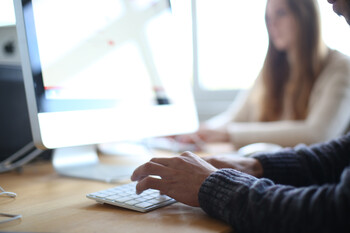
[13,0,198,182]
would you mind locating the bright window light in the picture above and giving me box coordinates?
[196,0,268,90]
[195,0,350,91]
[319,0,350,56]
[0,0,16,26]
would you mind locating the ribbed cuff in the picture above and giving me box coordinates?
[198,169,258,224]
[253,149,304,185]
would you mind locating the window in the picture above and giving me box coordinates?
[0,0,15,26]
[319,0,350,56]
[194,0,268,91]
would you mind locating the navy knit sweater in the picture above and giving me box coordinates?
[198,133,350,233]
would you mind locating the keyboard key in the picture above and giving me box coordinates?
[135,201,155,208]
[115,196,135,202]
[125,199,142,205]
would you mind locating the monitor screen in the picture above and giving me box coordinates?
[14,0,198,181]
[14,0,197,149]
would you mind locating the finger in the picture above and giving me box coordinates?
[180,151,199,160]
[180,151,194,157]
[135,176,166,195]
[151,153,192,169]
[131,161,170,181]
[150,157,174,167]
[180,151,217,171]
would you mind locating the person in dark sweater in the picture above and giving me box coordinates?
[131,0,350,232]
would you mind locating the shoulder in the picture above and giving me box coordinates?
[326,49,350,71]
[316,49,350,86]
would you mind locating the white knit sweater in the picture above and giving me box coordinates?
[204,49,350,148]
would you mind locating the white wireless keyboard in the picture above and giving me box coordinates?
[86,182,176,212]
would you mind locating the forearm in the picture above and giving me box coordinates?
[227,121,333,148]
[199,168,350,233]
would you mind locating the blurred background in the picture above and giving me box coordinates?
[0,0,349,159]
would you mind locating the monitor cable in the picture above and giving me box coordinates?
[0,142,43,173]
[0,186,22,224]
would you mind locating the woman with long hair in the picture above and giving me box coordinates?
[179,0,350,149]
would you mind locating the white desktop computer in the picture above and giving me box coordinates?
[13,0,198,182]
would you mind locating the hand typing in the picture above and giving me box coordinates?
[131,151,217,207]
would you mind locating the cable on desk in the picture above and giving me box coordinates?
[0,186,22,224]
[0,186,16,198]
[0,212,22,224]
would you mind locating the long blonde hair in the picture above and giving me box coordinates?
[258,0,325,121]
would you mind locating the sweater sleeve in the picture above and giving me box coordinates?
[199,168,350,233]
[254,133,350,186]
[227,50,350,148]
[198,134,350,233]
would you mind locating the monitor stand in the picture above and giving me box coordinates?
[52,144,149,183]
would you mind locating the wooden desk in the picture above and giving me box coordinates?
[0,152,232,233]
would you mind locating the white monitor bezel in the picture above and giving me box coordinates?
[14,0,199,150]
